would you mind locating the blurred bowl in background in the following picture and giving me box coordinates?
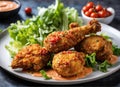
[0,0,21,19]
[81,7,115,24]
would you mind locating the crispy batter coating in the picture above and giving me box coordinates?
[69,22,79,29]
[44,19,101,53]
[11,44,50,71]
[75,35,118,64]
[52,51,85,77]
[75,35,106,54]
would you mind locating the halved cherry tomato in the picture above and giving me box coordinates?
[25,7,32,15]
[90,12,99,18]
[95,5,103,11]
[86,2,94,8]
[82,6,89,12]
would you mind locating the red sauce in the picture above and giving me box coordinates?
[0,1,19,12]
[32,67,92,80]
[49,35,61,44]
[49,36,61,44]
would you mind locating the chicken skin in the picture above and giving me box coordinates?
[44,19,101,53]
[11,44,50,71]
[52,51,85,77]
[69,22,80,29]
[75,35,118,64]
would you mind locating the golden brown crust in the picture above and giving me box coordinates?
[11,44,50,71]
[44,19,101,53]
[69,22,80,29]
[52,51,85,77]
[75,35,106,53]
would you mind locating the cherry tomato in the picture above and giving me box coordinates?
[82,6,89,13]
[90,12,99,18]
[88,8,94,14]
[98,10,107,17]
[25,7,32,15]
[85,11,91,17]
[95,4,103,11]
[86,2,94,8]
[83,2,111,18]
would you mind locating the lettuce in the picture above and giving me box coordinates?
[85,53,112,72]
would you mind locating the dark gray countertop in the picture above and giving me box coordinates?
[0,0,120,86]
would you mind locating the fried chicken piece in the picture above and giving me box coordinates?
[44,19,101,53]
[69,22,80,29]
[11,44,50,71]
[52,51,85,77]
[75,35,118,64]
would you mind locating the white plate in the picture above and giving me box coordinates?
[0,23,120,85]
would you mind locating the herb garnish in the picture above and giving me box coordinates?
[112,45,120,56]
[85,53,112,72]
[98,60,111,72]
[40,70,51,80]
[85,53,97,68]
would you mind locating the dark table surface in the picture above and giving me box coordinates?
[0,0,120,87]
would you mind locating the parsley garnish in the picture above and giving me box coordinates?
[100,33,111,41]
[40,70,51,80]
[98,60,111,72]
[85,53,97,68]
[85,53,112,72]
[47,60,52,67]
[112,45,120,56]
[47,53,54,68]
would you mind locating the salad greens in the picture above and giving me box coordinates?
[7,0,82,57]
[5,41,23,58]
[85,53,111,72]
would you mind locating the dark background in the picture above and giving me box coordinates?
[0,0,120,87]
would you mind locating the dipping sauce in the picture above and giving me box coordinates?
[32,67,92,80]
[0,1,19,12]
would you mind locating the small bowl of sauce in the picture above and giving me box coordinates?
[0,0,21,19]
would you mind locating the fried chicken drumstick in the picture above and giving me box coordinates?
[11,44,50,71]
[44,19,101,53]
